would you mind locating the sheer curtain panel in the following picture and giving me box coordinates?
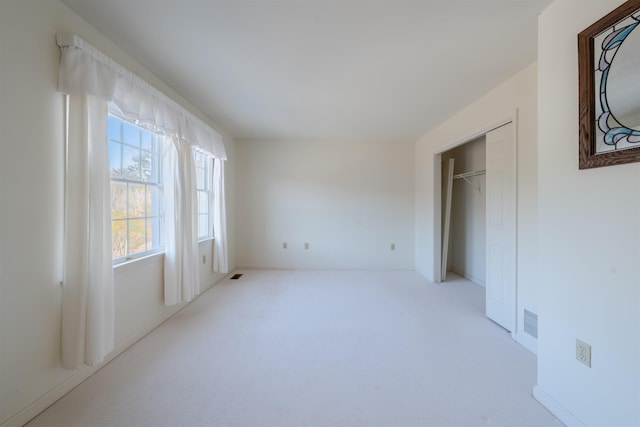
[163,137,200,306]
[57,33,229,366]
[213,159,229,273]
[61,94,114,369]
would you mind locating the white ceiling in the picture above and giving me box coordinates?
[61,0,553,143]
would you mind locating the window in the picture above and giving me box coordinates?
[108,114,162,260]
[194,149,213,240]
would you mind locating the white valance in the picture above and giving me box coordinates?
[56,33,227,159]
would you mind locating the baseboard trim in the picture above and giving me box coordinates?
[515,331,537,354]
[2,305,183,427]
[533,385,585,427]
[450,268,486,287]
[1,275,228,427]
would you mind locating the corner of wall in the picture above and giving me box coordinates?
[533,386,586,427]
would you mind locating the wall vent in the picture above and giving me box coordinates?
[230,273,243,280]
[524,309,538,338]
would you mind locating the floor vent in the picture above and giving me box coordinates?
[230,273,243,280]
[524,309,538,338]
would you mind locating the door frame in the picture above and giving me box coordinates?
[432,110,518,336]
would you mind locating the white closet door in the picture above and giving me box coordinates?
[485,122,516,332]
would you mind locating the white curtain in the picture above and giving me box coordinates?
[207,156,216,247]
[163,137,200,306]
[57,33,229,366]
[212,159,229,273]
[61,94,114,369]
[56,33,227,160]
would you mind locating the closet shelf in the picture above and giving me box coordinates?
[452,169,486,180]
[452,169,485,193]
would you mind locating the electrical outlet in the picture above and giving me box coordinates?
[202,255,206,264]
[391,243,396,251]
[304,242,309,250]
[283,242,288,249]
[576,339,591,367]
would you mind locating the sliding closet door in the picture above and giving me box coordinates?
[485,122,516,332]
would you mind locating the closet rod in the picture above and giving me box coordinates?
[452,169,486,180]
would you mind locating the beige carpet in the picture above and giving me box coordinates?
[27,270,561,427]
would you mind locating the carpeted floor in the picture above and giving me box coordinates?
[27,270,561,427]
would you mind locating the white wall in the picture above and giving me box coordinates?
[446,137,487,286]
[414,62,539,352]
[0,2,235,426]
[535,1,640,426]
[236,140,415,270]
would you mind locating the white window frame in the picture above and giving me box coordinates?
[194,149,213,241]
[108,113,164,264]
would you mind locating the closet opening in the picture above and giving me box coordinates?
[433,119,517,334]
[440,136,486,286]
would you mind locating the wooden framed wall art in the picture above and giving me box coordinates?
[578,0,640,169]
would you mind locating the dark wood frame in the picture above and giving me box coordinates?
[578,0,640,169]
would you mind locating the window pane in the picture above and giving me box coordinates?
[112,220,127,258]
[122,121,140,147]
[140,150,153,182]
[194,150,203,167]
[196,166,205,189]
[128,184,145,218]
[109,115,163,260]
[146,186,152,216]
[128,219,146,254]
[109,140,123,178]
[198,191,208,214]
[141,131,153,152]
[147,217,161,250]
[204,158,211,190]
[199,214,208,239]
[122,145,141,180]
[111,181,127,219]
[108,115,121,140]
[149,185,161,216]
[147,151,160,183]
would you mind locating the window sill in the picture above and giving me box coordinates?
[113,251,164,273]
[198,237,215,250]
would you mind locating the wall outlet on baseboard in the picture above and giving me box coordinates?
[304,242,309,250]
[283,242,288,249]
[390,243,396,251]
[576,339,591,367]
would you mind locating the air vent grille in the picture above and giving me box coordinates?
[524,309,538,338]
